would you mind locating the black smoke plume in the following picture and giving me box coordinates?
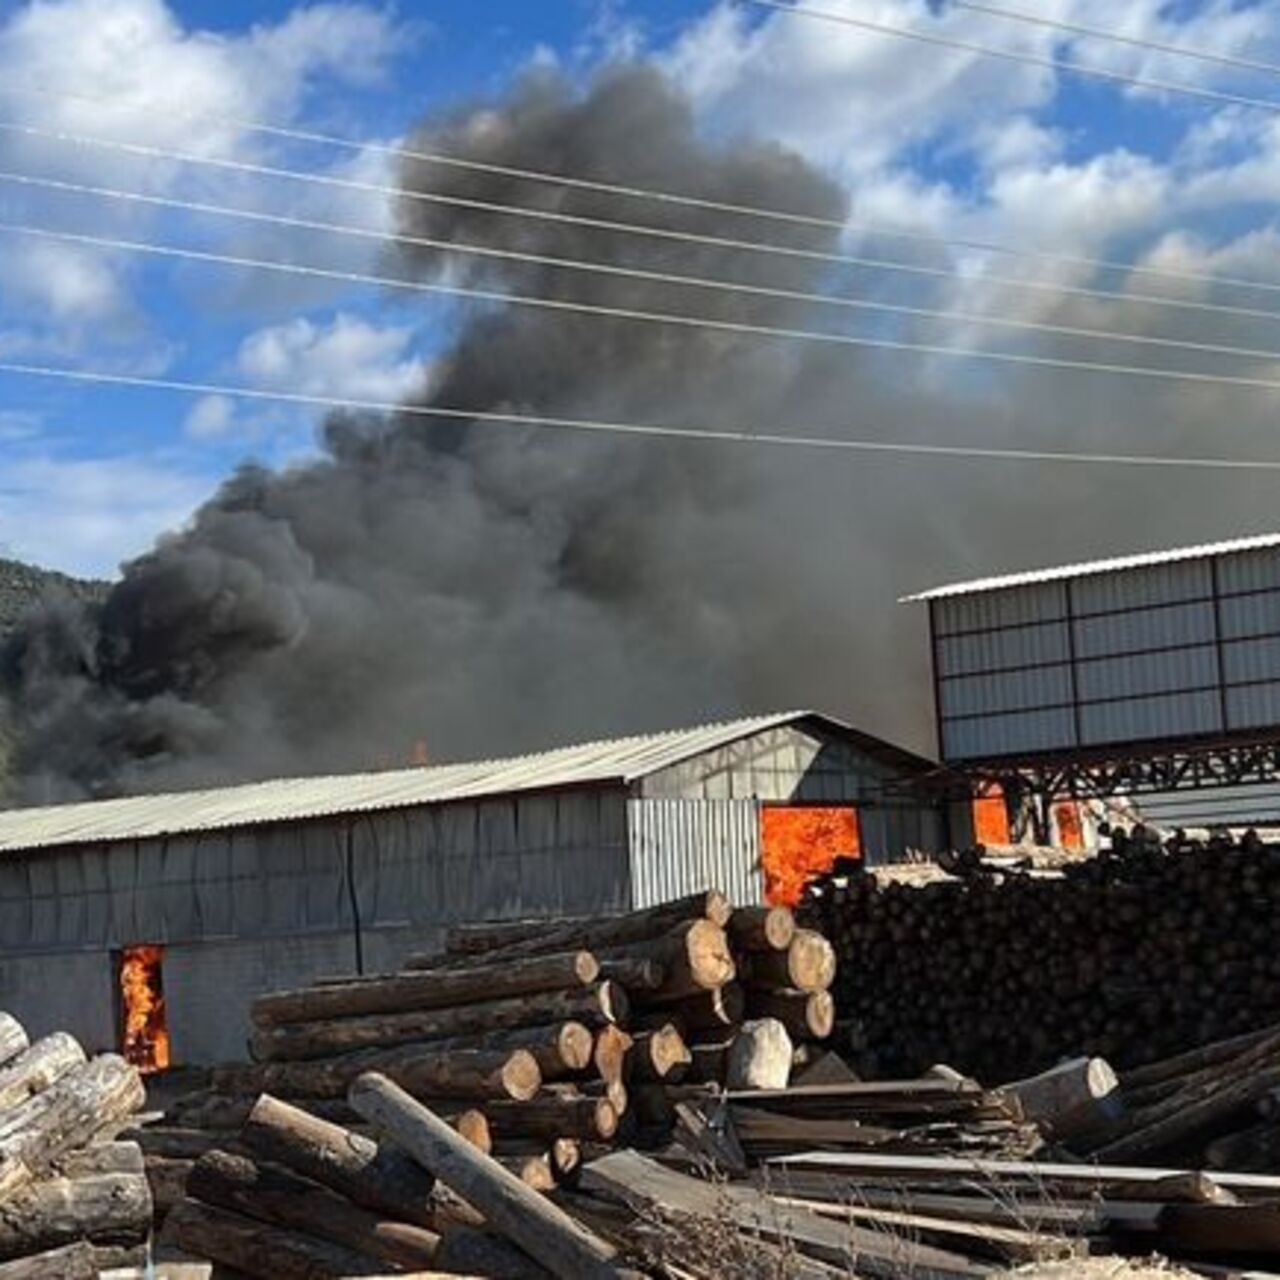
[2,66,943,802]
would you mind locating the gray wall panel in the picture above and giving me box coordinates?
[0,952,115,1056]
[627,799,762,908]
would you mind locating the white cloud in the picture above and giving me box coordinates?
[183,394,238,441]
[237,313,428,404]
[0,0,409,167]
[0,451,213,578]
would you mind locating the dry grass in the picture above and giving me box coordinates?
[1006,1259,1199,1279]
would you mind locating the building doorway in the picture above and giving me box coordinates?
[759,805,860,906]
[115,945,171,1073]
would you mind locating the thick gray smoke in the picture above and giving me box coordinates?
[5,63,1274,804]
[0,67,928,801]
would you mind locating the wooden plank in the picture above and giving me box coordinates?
[763,1151,1280,1196]
[580,1149,987,1279]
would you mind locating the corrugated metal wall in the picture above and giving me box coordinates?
[0,787,632,1061]
[934,544,1280,760]
[627,799,763,907]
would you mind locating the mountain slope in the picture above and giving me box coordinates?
[0,557,107,641]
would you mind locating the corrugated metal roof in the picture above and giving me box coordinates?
[0,710,932,854]
[901,532,1280,603]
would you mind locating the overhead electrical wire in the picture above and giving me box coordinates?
[3,85,1280,301]
[3,359,1279,472]
[742,0,1280,116]
[947,0,1280,80]
[5,120,1280,330]
[10,169,1280,368]
[6,220,1280,395]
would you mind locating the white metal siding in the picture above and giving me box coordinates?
[934,582,1066,635]
[1079,691,1221,744]
[938,622,1070,674]
[626,799,763,908]
[932,543,1280,761]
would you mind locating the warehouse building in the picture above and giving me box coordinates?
[0,710,939,1065]
[905,531,1280,839]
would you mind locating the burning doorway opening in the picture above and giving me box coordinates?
[760,805,861,907]
[115,945,171,1073]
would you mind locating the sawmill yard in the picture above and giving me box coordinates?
[1,837,1280,1278]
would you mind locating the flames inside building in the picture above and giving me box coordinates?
[118,944,170,1074]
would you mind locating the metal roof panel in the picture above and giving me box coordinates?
[901,532,1280,603]
[0,710,932,854]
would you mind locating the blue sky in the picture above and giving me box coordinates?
[3,0,1280,577]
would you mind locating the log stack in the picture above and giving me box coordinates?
[0,1015,150,1277]
[801,830,1280,1083]
[162,891,838,1179]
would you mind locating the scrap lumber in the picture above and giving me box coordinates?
[251,951,600,1026]
[349,1072,625,1279]
[581,1148,987,1278]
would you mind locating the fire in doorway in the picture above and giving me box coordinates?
[117,945,171,1073]
[760,806,861,906]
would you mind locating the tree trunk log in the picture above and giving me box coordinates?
[0,1017,29,1071]
[0,1242,96,1280]
[609,922,734,1003]
[349,1072,622,1280]
[0,1036,85,1115]
[0,1055,144,1198]
[745,988,834,1041]
[239,1094,438,1228]
[636,983,744,1035]
[725,1019,793,1090]
[434,1223,554,1279]
[188,1147,442,1271]
[166,1196,387,1278]
[592,1027,633,1090]
[727,906,796,953]
[252,952,599,1027]
[483,1095,619,1143]
[998,1056,1121,1139]
[687,1037,735,1085]
[626,1024,691,1084]
[744,930,836,993]
[420,892,732,970]
[144,1154,192,1220]
[0,1170,151,1261]
[594,957,665,991]
[250,983,627,1063]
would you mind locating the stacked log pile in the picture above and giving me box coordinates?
[0,1014,150,1277]
[1078,1018,1280,1170]
[160,892,839,1179]
[802,830,1280,1082]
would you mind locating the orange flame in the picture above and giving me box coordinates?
[119,945,170,1073]
[760,806,861,907]
[972,782,1010,845]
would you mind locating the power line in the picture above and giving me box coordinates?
[3,358,1279,471]
[11,168,1280,368]
[948,0,1280,81]
[744,0,1280,116]
[5,83,1280,301]
[11,219,1280,392]
[6,119,1280,329]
